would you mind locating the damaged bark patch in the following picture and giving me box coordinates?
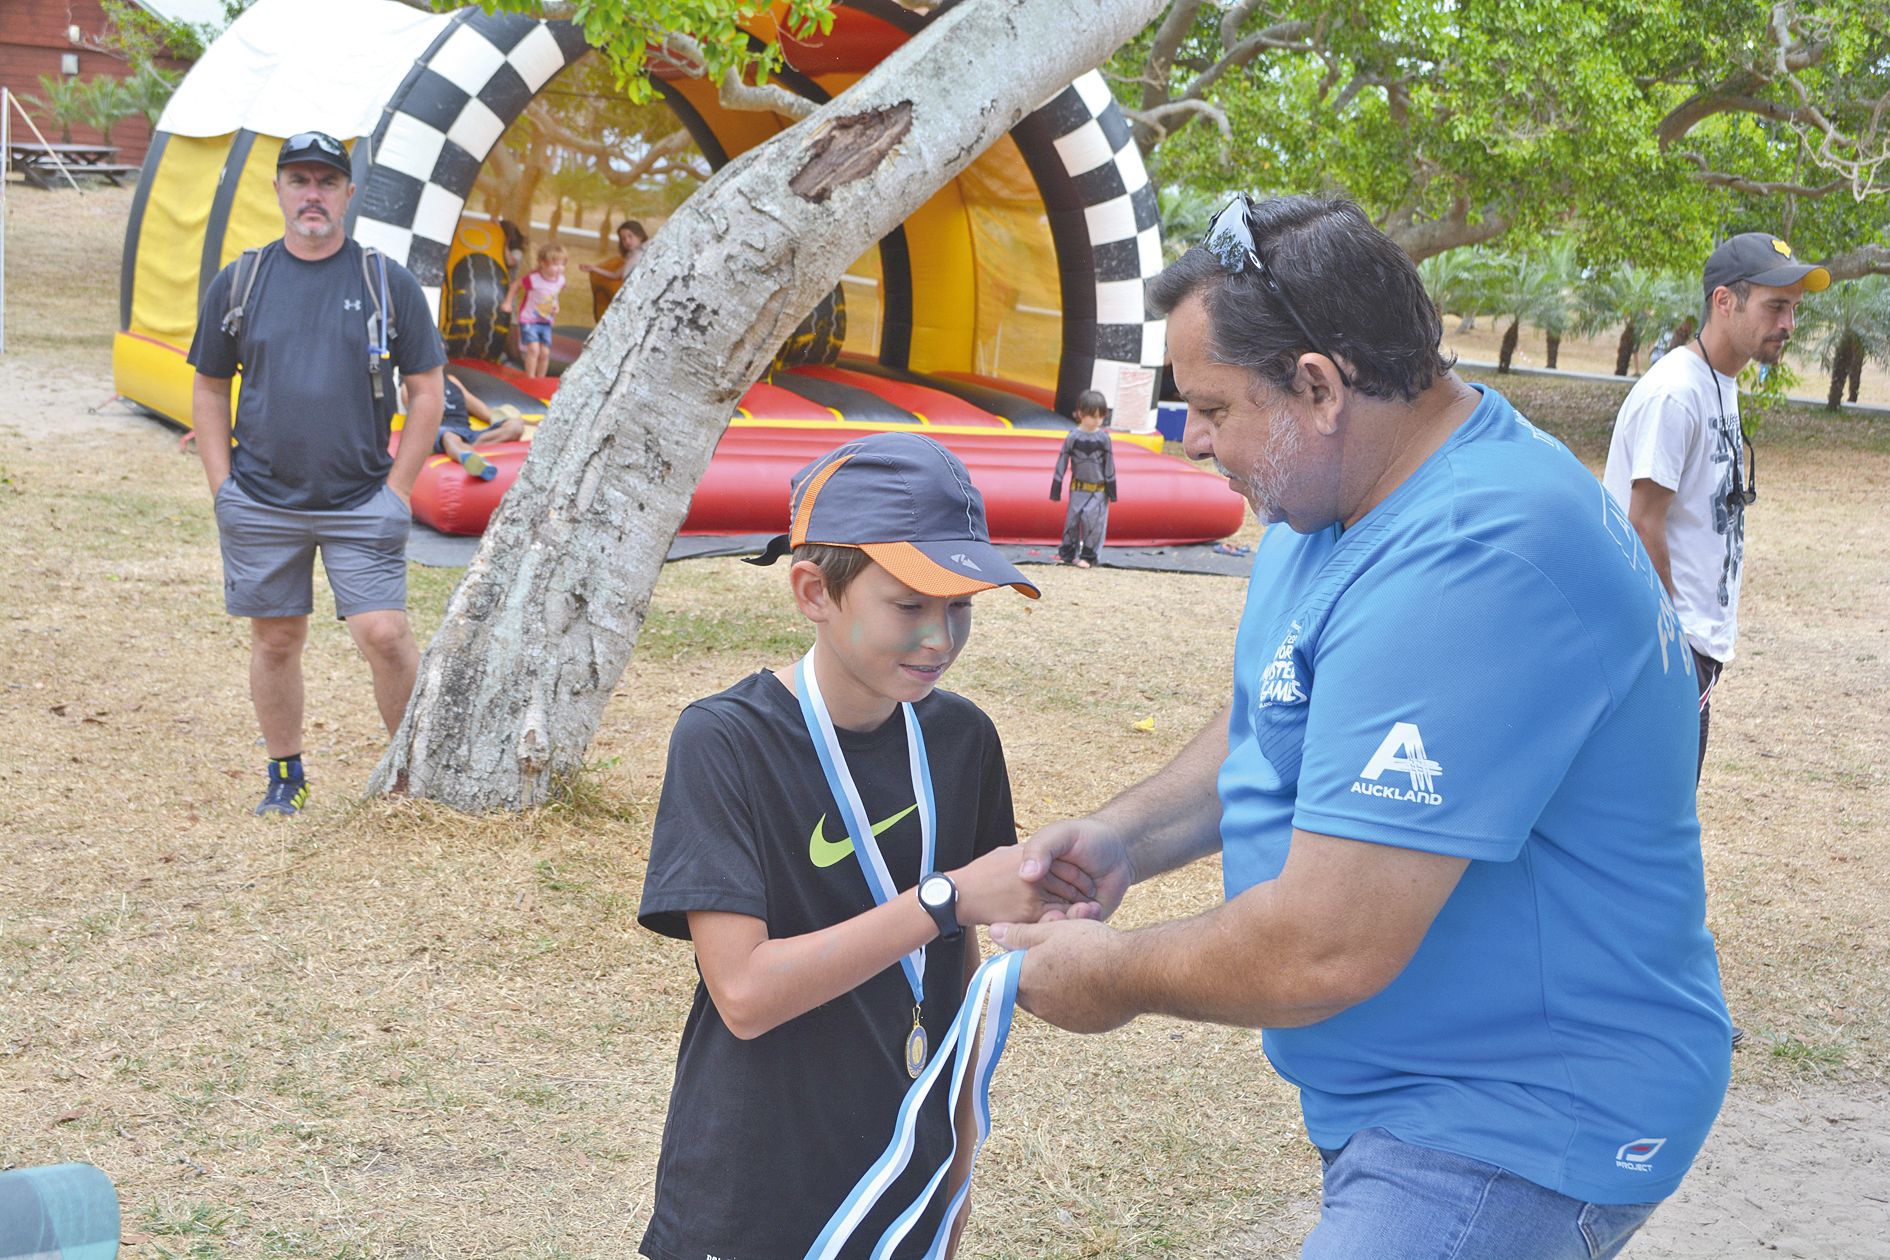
[790,102,913,203]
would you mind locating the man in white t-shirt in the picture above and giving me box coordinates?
[1603,233,1828,781]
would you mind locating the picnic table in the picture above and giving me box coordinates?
[6,141,140,189]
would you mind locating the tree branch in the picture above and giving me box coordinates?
[1122,98,1233,145]
[1380,200,1510,261]
[1819,243,1890,281]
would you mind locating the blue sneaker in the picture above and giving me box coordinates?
[256,759,308,816]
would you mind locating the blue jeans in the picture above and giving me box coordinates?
[1301,1129,1658,1260]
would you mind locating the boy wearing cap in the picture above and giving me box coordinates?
[1603,232,1827,782]
[189,130,446,815]
[636,433,1050,1260]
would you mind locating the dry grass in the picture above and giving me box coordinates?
[2,179,1887,1259]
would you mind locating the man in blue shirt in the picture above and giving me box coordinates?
[994,196,1729,1258]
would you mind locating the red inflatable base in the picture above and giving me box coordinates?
[410,426,1245,544]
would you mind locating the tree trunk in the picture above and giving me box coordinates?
[1615,322,1636,376]
[1545,332,1561,369]
[368,0,1171,811]
[1828,335,1855,410]
[1498,318,1520,373]
[1848,338,1864,403]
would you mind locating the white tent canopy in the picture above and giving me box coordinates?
[156,0,453,139]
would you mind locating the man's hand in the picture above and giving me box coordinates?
[1015,817,1135,922]
[990,918,1134,1033]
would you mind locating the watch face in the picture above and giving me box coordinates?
[919,876,950,908]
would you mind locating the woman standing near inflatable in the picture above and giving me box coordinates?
[581,220,647,320]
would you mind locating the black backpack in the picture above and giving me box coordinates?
[220,240,397,401]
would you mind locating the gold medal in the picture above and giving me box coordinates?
[905,1005,927,1078]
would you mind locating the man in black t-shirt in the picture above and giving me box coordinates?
[187,130,446,816]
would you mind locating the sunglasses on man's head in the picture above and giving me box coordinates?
[284,132,346,157]
[1202,196,1354,389]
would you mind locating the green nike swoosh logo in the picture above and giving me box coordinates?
[809,804,918,868]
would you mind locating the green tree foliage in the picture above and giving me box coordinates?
[1655,1,1890,279]
[1116,1,1886,275]
[98,0,215,65]
[471,0,835,104]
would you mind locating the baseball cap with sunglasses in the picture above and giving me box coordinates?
[1202,195,1355,389]
[277,131,352,177]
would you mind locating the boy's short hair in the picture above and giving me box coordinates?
[792,542,873,605]
[747,433,1040,598]
[1073,389,1110,418]
[537,243,568,264]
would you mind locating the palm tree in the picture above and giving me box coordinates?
[1158,184,1223,263]
[75,76,133,147]
[23,74,89,143]
[1797,277,1890,410]
[122,63,181,130]
[1418,248,1495,337]
[1481,242,1577,373]
[1578,265,1685,376]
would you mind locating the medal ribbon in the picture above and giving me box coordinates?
[795,654,935,1013]
[803,948,1025,1260]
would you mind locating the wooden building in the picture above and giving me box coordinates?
[2,0,201,167]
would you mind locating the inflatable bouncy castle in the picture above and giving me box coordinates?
[115,0,1244,544]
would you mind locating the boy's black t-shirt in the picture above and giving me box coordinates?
[637,670,1017,1260]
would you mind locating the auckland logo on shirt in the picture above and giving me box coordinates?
[1615,1137,1667,1173]
[1351,722,1443,806]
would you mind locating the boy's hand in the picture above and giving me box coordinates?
[1016,817,1131,921]
[950,846,1059,927]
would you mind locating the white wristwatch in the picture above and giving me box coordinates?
[917,873,962,940]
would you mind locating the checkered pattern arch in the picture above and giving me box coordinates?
[1022,70,1166,422]
[342,10,1165,420]
[346,9,589,317]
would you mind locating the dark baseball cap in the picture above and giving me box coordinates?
[748,432,1040,599]
[277,131,352,177]
[1702,232,1830,297]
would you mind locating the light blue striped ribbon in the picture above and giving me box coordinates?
[794,653,935,1012]
[803,948,1025,1260]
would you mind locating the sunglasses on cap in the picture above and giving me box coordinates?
[283,132,347,158]
[1203,195,1355,389]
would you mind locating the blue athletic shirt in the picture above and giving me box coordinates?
[1221,384,1730,1205]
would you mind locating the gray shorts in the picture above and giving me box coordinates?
[213,479,410,619]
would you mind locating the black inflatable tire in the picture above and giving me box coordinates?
[442,252,513,361]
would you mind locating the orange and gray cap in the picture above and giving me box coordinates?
[748,432,1040,598]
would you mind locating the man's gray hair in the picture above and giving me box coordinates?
[1149,196,1453,403]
